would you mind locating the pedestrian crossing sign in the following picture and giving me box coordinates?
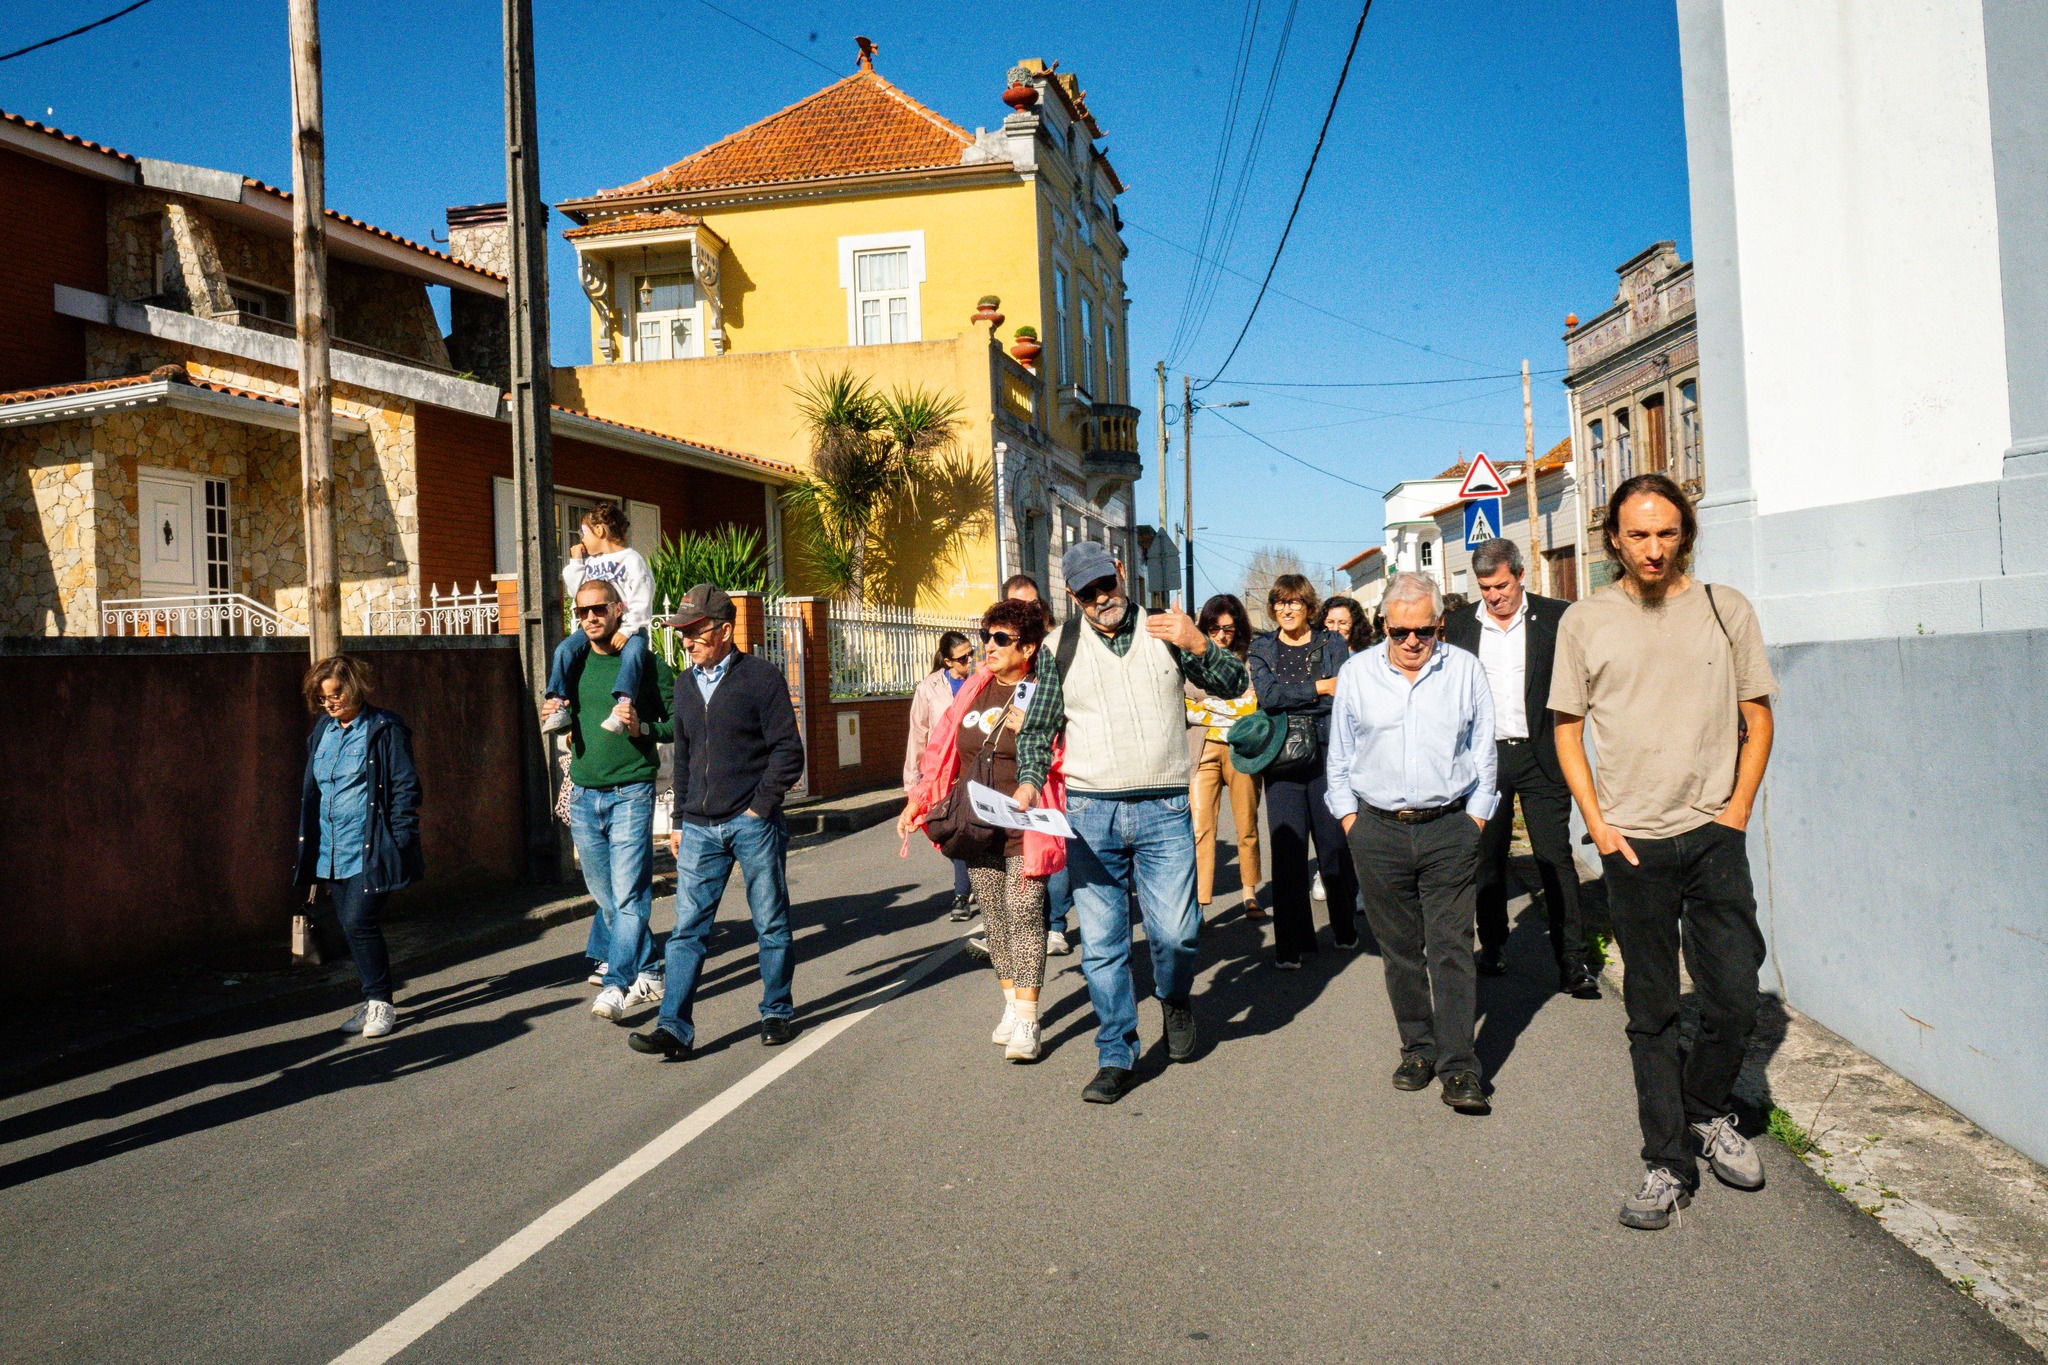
[1464,497,1503,548]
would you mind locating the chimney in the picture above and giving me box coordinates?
[442,202,519,390]
[445,201,511,276]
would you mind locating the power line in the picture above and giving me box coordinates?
[1199,0,1375,388]
[0,0,157,63]
[1206,408,1384,494]
[1164,0,1265,365]
[687,0,841,78]
[1214,369,1564,388]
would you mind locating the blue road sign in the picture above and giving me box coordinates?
[1464,497,1503,549]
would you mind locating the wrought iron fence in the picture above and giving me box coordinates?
[363,583,500,636]
[101,593,303,637]
[828,600,982,698]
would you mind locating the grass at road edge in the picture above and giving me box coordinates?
[1769,1105,1829,1159]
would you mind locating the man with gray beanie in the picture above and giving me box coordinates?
[1011,543,1250,1104]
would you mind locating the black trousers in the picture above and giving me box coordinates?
[1266,767,1357,959]
[1476,739,1587,975]
[1348,812,1482,1076]
[1601,822,1765,1181]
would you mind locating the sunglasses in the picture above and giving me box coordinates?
[573,603,614,619]
[1387,626,1440,643]
[1074,577,1119,606]
[946,651,975,666]
[980,629,1023,647]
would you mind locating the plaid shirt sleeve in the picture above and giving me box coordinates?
[1014,659,1065,790]
[1180,641,1249,699]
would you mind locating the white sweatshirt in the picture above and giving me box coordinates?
[562,547,654,633]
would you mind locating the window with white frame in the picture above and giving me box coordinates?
[1612,407,1633,479]
[1054,268,1072,385]
[1678,379,1702,484]
[1102,318,1118,402]
[1419,540,1434,569]
[1588,418,1607,506]
[838,232,925,346]
[631,272,697,361]
[1079,295,1096,395]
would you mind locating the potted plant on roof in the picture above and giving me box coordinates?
[1009,326,1041,368]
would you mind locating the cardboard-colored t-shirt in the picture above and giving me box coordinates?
[1549,580,1776,840]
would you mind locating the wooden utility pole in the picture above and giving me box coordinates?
[1182,373,1195,604]
[1522,359,1543,596]
[505,0,562,880]
[289,0,341,659]
[1156,360,1170,601]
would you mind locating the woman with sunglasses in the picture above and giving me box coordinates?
[899,600,1066,1061]
[1248,574,1360,966]
[906,630,980,920]
[1186,594,1265,920]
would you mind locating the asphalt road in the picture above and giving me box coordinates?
[0,810,2031,1364]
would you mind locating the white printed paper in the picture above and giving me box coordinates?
[966,781,1075,838]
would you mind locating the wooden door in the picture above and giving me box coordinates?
[1642,396,1668,473]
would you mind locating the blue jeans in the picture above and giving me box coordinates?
[1065,792,1202,1069]
[547,627,650,703]
[569,781,658,990]
[656,813,795,1045]
[326,873,392,1004]
[1047,864,1073,936]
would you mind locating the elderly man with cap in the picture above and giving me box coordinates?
[1011,543,1251,1104]
[630,584,807,1061]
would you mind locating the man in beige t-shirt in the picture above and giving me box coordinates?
[1551,474,1778,1232]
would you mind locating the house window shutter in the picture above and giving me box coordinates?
[628,500,662,559]
[493,476,517,576]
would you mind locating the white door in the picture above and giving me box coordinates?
[138,473,200,595]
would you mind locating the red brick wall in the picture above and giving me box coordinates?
[0,146,107,392]
[413,404,772,592]
[814,696,912,799]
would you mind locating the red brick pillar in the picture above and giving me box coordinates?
[789,596,835,798]
[730,591,765,655]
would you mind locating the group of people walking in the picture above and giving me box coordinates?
[294,472,1777,1231]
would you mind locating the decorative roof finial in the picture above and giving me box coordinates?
[855,35,878,71]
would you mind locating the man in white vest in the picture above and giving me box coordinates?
[1012,543,1251,1104]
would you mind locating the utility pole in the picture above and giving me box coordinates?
[505,0,561,880]
[1182,374,1194,605]
[288,0,340,660]
[1522,359,1543,596]
[1155,360,1170,601]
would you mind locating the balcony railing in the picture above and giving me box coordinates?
[102,593,304,637]
[363,583,500,635]
[827,600,983,698]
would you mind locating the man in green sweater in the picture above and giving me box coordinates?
[544,579,677,1022]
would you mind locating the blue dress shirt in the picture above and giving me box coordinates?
[313,717,373,880]
[1323,642,1499,822]
[692,647,737,704]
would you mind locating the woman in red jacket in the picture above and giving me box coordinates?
[899,599,1066,1061]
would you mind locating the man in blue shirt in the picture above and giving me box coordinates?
[1325,571,1497,1114]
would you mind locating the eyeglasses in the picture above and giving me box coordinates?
[980,629,1022,647]
[1074,576,1119,606]
[573,603,614,619]
[1386,626,1440,643]
[318,692,351,708]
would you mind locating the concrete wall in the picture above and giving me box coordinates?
[0,637,526,995]
[1677,0,2048,1162]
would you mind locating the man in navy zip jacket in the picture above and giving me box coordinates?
[631,584,806,1060]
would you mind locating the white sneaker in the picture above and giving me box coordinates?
[1312,873,1327,901]
[361,1000,395,1038]
[1046,929,1072,956]
[540,705,574,735]
[587,963,610,987]
[592,985,627,1021]
[339,1003,370,1035]
[1005,1016,1042,1062]
[991,1001,1018,1046]
[623,974,665,1009]
[600,711,628,735]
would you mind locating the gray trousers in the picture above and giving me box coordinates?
[1347,811,1483,1077]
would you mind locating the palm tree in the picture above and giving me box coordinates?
[784,369,962,601]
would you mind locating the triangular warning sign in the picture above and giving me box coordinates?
[1457,452,1509,499]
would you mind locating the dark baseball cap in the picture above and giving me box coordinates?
[1061,541,1118,595]
[664,583,735,631]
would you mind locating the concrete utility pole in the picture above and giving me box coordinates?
[288,0,340,660]
[505,0,562,880]
[1182,374,1194,605]
[1155,360,1170,600]
[1522,359,1543,597]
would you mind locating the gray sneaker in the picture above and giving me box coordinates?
[1691,1114,1766,1190]
[1619,1166,1692,1230]
[541,704,574,735]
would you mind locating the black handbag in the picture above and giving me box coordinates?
[1266,712,1321,779]
[922,727,1008,861]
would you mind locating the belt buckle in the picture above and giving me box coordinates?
[1397,809,1425,824]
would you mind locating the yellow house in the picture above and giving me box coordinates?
[554,47,1143,609]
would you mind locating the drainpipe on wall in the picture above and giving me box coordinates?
[993,440,1009,586]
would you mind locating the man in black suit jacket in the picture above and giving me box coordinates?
[1444,539,1600,998]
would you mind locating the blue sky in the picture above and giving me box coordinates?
[1,0,1692,595]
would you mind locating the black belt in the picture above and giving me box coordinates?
[1498,736,1531,745]
[1366,801,1466,826]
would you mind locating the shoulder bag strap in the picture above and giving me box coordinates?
[1054,616,1082,683]
[1703,584,1749,746]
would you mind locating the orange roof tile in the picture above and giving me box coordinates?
[542,403,797,479]
[0,368,299,412]
[239,177,505,284]
[583,70,971,200]
[562,211,704,240]
[0,108,137,165]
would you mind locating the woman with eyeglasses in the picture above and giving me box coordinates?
[906,630,979,921]
[1318,595,1372,655]
[1248,574,1360,967]
[1186,594,1265,920]
[899,600,1066,1061]
[293,654,424,1039]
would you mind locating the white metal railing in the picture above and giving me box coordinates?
[101,593,304,637]
[364,582,500,636]
[828,600,982,698]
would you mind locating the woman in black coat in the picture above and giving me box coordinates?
[1247,574,1357,966]
[294,655,424,1038]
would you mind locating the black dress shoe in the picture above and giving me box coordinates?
[1475,945,1508,976]
[947,894,975,922]
[628,1027,691,1060]
[1440,1070,1491,1113]
[1161,1000,1197,1062]
[760,1016,797,1046]
[1562,963,1603,999]
[1392,1057,1436,1091]
[1082,1066,1133,1104]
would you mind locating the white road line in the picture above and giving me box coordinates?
[330,938,961,1365]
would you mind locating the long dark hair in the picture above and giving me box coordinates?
[1317,595,1370,653]
[1196,593,1253,660]
[930,630,972,673]
[1603,472,1697,577]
